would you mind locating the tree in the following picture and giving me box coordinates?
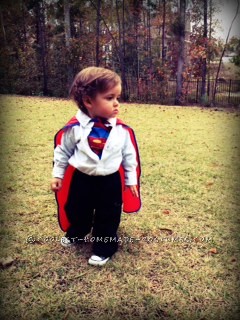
[64,0,74,90]
[213,0,240,103]
[0,4,7,46]
[200,0,207,104]
[161,0,166,64]
[227,36,240,67]
[95,0,101,66]
[115,0,127,100]
[32,0,49,95]
[64,0,71,47]
[0,0,238,105]
[175,0,186,105]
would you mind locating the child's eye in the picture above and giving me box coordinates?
[105,95,121,101]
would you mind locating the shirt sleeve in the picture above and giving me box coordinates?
[122,129,138,186]
[52,127,77,179]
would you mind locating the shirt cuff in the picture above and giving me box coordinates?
[125,171,137,186]
[52,167,65,179]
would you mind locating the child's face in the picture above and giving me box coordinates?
[85,84,122,119]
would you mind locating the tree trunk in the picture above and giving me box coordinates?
[22,1,27,47]
[162,0,166,64]
[64,0,71,47]
[96,0,101,66]
[116,0,127,101]
[213,0,239,104]
[35,0,48,96]
[0,6,6,46]
[132,0,142,90]
[147,0,152,69]
[175,0,186,105]
[207,0,212,99]
[64,0,74,91]
[122,0,127,100]
[200,0,208,105]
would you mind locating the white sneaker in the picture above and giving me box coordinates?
[88,255,110,266]
[60,236,76,247]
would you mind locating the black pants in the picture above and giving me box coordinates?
[65,170,122,257]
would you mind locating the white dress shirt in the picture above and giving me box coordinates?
[53,110,138,185]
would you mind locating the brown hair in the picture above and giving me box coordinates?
[69,67,121,115]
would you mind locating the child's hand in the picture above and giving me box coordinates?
[126,185,139,198]
[51,178,62,192]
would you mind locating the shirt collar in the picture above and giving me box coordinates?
[76,110,117,127]
[107,117,117,126]
[75,110,91,127]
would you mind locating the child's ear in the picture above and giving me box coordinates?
[83,96,92,109]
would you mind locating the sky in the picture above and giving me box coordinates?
[215,0,240,40]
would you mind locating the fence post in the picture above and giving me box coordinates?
[196,79,199,103]
[228,79,232,104]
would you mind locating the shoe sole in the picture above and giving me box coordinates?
[88,257,110,266]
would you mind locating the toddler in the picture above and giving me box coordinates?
[51,67,141,266]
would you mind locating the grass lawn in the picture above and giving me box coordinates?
[0,95,239,320]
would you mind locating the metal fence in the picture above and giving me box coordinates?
[125,78,240,106]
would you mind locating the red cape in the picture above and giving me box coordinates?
[54,116,141,232]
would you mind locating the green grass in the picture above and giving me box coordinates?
[0,95,240,320]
